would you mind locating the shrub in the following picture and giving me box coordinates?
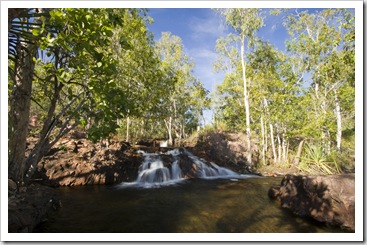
[298,143,341,175]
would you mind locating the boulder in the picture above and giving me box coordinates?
[8,183,61,232]
[268,174,355,231]
[35,138,142,186]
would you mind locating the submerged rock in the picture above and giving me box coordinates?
[268,174,355,231]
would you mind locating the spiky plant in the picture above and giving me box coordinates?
[298,143,340,175]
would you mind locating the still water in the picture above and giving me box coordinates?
[35,177,347,233]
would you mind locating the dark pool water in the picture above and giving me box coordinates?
[34,177,348,233]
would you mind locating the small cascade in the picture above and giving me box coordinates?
[120,148,247,188]
[171,160,182,180]
[136,152,174,184]
[183,150,240,179]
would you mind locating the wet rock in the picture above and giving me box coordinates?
[177,153,199,179]
[268,174,355,231]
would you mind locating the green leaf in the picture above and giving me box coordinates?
[97,62,102,67]
[32,28,41,36]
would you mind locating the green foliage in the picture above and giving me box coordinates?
[213,8,354,170]
[30,8,136,142]
[154,32,209,140]
[8,7,355,178]
[298,143,341,175]
[283,8,355,148]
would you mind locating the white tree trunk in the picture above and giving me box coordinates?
[240,36,252,165]
[126,116,130,142]
[282,133,286,163]
[164,116,173,146]
[294,139,305,166]
[260,113,266,166]
[269,123,277,164]
[334,89,342,150]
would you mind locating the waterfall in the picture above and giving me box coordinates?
[120,148,246,188]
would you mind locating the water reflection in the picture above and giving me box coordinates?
[35,177,347,233]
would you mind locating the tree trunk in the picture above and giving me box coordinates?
[164,116,173,146]
[334,89,342,150]
[260,113,266,166]
[126,116,130,142]
[24,91,85,183]
[294,139,305,166]
[240,35,252,165]
[8,40,36,183]
[269,123,277,164]
[277,133,282,164]
[282,137,287,163]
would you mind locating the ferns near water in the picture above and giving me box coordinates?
[298,143,341,175]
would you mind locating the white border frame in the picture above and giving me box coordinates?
[1,0,363,242]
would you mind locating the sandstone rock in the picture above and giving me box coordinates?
[8,184,60,232]
[36,138,143,186]
[189,131,256,174]
[268,174,355,231]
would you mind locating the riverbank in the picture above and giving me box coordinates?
[8,130,355,233]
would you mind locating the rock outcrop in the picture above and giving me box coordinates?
[32,132,143,187]
[188,131,258,174]
[268,174,355,231]
[8,179,61,232]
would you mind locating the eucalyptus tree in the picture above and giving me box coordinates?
[214,8,264,165]
[283,8,355,151]
[212,72,247,131]
[110,9,165,142]
[155,32,207,145]
[246,40,304,167]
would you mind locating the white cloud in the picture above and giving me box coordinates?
[188,47,217,60]
[188,13,227,40]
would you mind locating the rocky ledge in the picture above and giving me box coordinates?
[268,174,355,231]
[8,179,61,232]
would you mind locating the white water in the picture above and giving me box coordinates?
[119,148,251,188]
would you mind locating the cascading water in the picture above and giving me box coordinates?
[136,150,182,184]
[184,150,239,178]
[120,148,247,188]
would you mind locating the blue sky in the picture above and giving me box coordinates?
[146,7,356,125]
[146,8,290,124]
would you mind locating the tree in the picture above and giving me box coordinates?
[214,8,264,165]
[110,9,165,143]
[8,8,133,183]
[154,32,207,145]
[283,8,355,151]
[8,8,49,182]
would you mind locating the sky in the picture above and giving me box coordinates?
[146,8,291,124]
[145,7,356,125]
